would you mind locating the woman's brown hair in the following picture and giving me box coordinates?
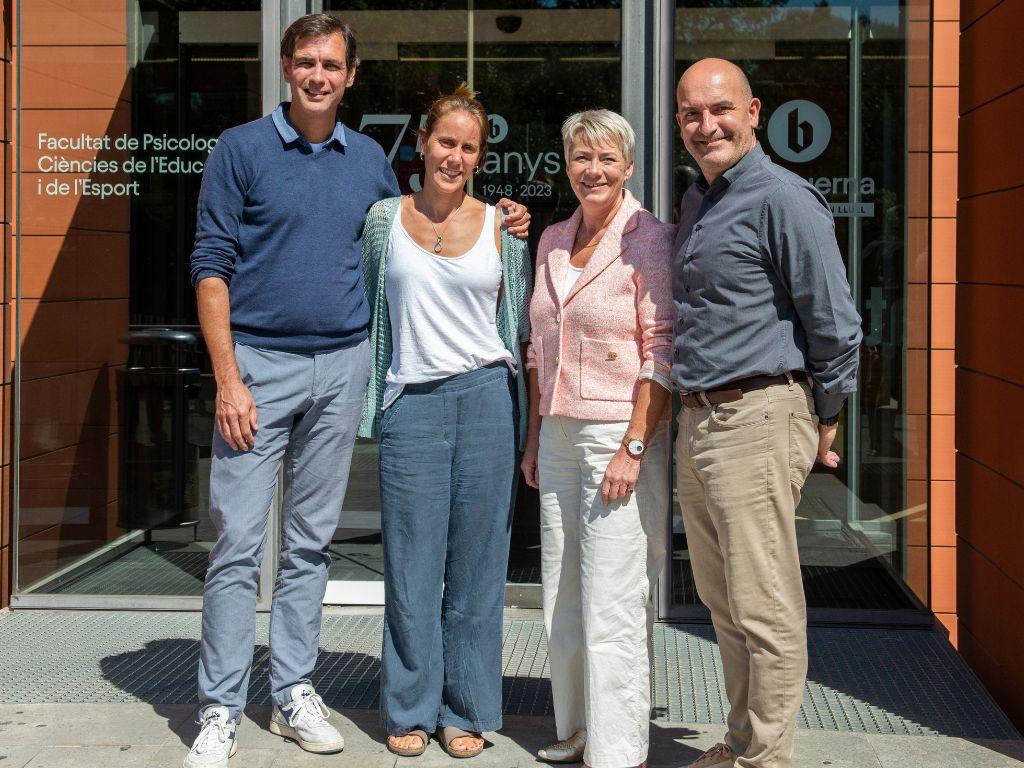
[423,82,489,150]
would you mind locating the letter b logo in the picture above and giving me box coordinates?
[768,100,830,163]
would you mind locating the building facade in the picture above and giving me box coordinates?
[0,0,1019,728]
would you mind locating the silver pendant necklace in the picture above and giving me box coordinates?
[425,195,465,254]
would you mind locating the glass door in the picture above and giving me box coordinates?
[316,0,624,605]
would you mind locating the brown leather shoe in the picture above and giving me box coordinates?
[686,743,736,768]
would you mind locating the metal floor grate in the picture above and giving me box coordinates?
[0,611,1015,740]
[671,558,916,610]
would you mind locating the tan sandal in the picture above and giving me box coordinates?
[387,729,428,757]
[435,726,485,758]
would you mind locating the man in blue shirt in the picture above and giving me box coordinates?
[671,59,861,768]
[185,14,527,768]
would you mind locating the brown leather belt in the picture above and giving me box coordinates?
[679,371,807,408]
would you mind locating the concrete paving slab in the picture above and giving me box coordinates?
[146,746,279,768]
[23,745,160,768]
[0,746,40,768]
[266,749,397,768]
[867,732,1024,767]
[792,729,882,768]
[0,704,187,747]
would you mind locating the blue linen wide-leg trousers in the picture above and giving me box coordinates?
[378,362,516,736]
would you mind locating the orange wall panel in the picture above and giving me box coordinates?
[20,0,127,47]
[930,218,956,284]
[19,233,129,301]
[906,543,929,604]
[19,367,118,461]
[932,87,959,153]
[907,86,930,153]
[906,218,929,284]
[956,454,1024,590]
[932,21,961,87]
[18,46,130,110]
[930,349,955,415]
[930,414,956,481]
[907,479,928,547]
[959,86,1024,198]
[17,172,130,235]
[931,545,955,616]
[931,153,958,219]
[0,545,8,609]
[957,544,1024,727]
[961,0,1003,27]
[930,283,955,349]
[17,433,119,541]
[956,284,1024,387]
[957,369,1024,485]
[907,152,930,219]
[958,188,1024,286]
[960,1,1023,112]
[905,348,928,416]
[17,298,128,382]
[1,466,9,550]
[930,479,956,547]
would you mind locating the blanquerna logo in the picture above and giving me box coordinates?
[767,100,831,163]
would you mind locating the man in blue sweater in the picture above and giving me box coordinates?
[185,14,528,768]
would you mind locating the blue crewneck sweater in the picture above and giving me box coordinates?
[191,103,400,353]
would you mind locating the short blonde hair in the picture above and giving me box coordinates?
[561,109,635,167]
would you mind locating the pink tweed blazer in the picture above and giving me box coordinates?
[526,190,676,421]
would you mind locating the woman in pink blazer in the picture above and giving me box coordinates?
[521,110,675,768]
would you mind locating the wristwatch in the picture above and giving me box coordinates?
[623,437,646,459]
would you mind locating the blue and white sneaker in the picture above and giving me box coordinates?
[183,706,237,768]
[269,683,345,754]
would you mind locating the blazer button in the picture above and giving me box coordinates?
[555,355,560,365]
[556,312,561,323]
[606,351,618,361]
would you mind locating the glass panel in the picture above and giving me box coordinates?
[15,1,261,596]
[323,0,622,589]
[669,0,923,611]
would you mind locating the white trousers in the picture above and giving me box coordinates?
[539,415,669,768]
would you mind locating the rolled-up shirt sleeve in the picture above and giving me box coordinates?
[764,185,863,419]
[634,222,676,391]
[191,134,248,286]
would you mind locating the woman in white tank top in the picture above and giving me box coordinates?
[359,84,533,760]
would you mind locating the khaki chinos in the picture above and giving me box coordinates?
[674,379,818,768]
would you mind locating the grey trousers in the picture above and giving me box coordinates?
[197,340,370,722]
[674,380,818,768]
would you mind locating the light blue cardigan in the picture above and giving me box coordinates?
[357,197,533,449]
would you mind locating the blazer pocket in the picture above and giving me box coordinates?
[580,337,640,401]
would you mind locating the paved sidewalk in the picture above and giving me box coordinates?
[1,703,1023,768]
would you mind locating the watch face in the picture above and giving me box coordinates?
[628,439,645,455]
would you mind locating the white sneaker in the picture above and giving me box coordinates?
[269,683,345,754]
[183,706,238,768]
[686,742,736,768]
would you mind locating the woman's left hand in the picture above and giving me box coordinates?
[496,198,531,239]
[601,446,641,505]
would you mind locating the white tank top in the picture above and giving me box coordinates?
[383,203,514,409]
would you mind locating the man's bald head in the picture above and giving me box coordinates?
[678,58,752,104]
[675,58,761,183]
